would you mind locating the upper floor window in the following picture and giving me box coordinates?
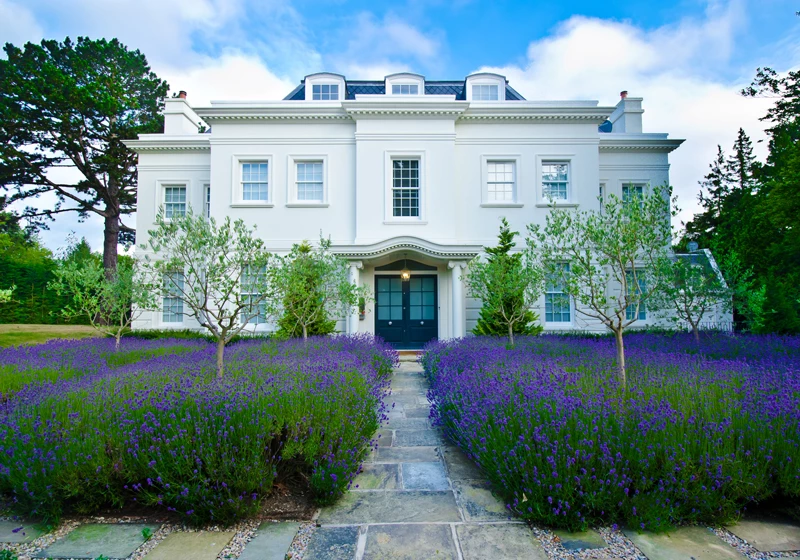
[241,162,269,201]
[542,162,569,201]
[296,161,324,202]
[392,159,420,217]
[472,84,499,101]
[487,161,515,202]
[162,271,184,323]
[312,84,339,100]
[622,183,645,205]
[164,186,186,219]
[392,84,419,95]
[545,263,571,323]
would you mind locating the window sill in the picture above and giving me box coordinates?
[535,202,578,208]
[383,220,428,225]
[230,203,274,208]
[480,203,524,208]
[285,203,329,208]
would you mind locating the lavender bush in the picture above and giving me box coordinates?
[424,333,800,531]
[0,334,394,525]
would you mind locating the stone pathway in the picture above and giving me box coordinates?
[2,360,800,559]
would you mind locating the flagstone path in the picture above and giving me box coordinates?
[2,360,800,559]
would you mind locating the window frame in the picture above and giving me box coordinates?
[231,155,273,207]
[384,151,426,223]
[540,160,571,203]
[162,271,184,324]
[391,83,420,95]
[287,155,329,207]
[203,183,211,218]
[311,83,340,101]
[625,269,647,321]
[544,262,572,325]
[481,155,523,207]
[621,181,647,205]
[240,264,268,327]
[472,84,500,101]
[156,182,189,221]
[465,73,507,101]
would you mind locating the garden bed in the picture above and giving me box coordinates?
[423,333,800,532]
[0,334,395,525]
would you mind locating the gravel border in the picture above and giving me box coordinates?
[714,526,800,559]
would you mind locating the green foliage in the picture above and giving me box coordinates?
[467,218,543,344]
[0,285,14,305]
[272,238,368,340]
[0,550,18,560]
[141,527,153,541]
[140,210,275,377]
[0,37,169,270]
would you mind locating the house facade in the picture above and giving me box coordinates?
[128,72,702,347]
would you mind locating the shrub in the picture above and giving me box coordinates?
[0,335,394,525]
[424,333,800,531]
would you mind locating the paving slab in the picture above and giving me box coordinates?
[143,530,235,560]
[238,521,300,560]
[363,524,457,560]
[385,417,431,430]
[374,446,440,463]
[457,523,548,560]
[404,407,432,418]
[401,462,450,491]
[395,429,441,446]
[317,490,461,524]
[305,526,359,560]
[0,520,44,543]
[35,523,159,559]
[553,529,607,550]
[374,429,393,447]
[624,526,746,560]
[441,446,483,481]
[726,519,800,552]
[353,463,400,490]
[452,479,512,521]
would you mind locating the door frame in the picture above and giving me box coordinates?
[374,272,440,349]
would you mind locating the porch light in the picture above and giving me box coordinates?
[401,254,411,281]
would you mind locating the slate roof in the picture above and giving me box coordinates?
[284,80,526,101]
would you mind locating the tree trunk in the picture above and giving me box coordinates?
[613,328,626,388]
[115,332,121,351]
[216,338,225,379]
[507,323,514,347]
[691,324,700,343]
[103,213,120,279]
[302,324,308,340]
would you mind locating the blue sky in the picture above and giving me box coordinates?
[1,0,797,251]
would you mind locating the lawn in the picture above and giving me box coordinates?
[423,333,800,532]
[0,324,100,347]
[0,334,396,525]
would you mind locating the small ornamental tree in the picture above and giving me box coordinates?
[531,185,674,386]
[651,252,732,342]
[466,218,544,345]
[49,256,159,350]
[140,210,274,377]
[272,238,367,340]
[0,285,14,305]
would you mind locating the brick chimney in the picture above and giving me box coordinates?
[178,90,187,99]
[620,90,628,99]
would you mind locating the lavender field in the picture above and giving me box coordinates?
[0,335,395,525]
[424,333,800,532]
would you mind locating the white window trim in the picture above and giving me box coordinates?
[465,74,506,102]
[480,155,523,207]
[536,155,578,207]
[303,73,345,101]
[203,182,211,218]
[390,83,421,95]
[310,83,340,101]
[384,150,427,224]
[385,73,425,97]
[155,180,190,222]
[231,155,274,207]
[599,181,607,212]
[543,264,573,327]
[161,270,185,326]
[286,155,329,207]
[620,180,650,201]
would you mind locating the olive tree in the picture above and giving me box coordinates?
[530,186,674,386]
[49,257,159,350]
[140,210,275,377]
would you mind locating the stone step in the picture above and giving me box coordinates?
[33,523,159,559]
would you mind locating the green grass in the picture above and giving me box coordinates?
[0,324,100,347]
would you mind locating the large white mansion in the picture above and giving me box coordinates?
[128,72,726,347]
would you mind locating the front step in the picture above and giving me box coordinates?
[397,350,421,362]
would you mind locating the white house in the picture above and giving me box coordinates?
[127,72,709,347]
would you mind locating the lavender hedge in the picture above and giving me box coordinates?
[0,335,395,525]
[424,333,800,531]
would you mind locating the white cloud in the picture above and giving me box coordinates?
[0,0,45,46]
[480,7,774,227]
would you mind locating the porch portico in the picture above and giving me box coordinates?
[334,237,480,348]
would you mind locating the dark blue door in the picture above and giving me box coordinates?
[375,275,438,349]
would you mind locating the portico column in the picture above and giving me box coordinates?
[448,261,466,339]
[349,261,363,334]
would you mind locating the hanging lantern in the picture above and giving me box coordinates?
[401,254,411,281]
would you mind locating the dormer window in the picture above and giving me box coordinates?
[465,72,506,102]
[392,84,419,95]
[472,84,499,101]
[312,84,339,100]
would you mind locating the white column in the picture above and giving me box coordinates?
[349,261,363,334]
[448,261,466,339]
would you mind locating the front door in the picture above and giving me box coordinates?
[375,275,438,349]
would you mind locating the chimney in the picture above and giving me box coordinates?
[608,91,643,133]
[178,90,187,99]
[620,90,628,100]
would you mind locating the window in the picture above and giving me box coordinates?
[204,185,211,218]
[542,162,569,201]
[472,84,499,101]
[241,265,267,325]
[392,84,419,95]
[296,161,324,202]
[241,162,269,201]
[162,272,184,323]
[599,183,605,212]
[164,186,186,218]
[622,183,645,205]
[487,161,515,202]
[626,270,646,321]
[545,263,570,323]
[312,84,339,100]
[392,159,420,217]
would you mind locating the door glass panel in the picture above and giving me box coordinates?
[410,292,421,305]
[378,292,390,306]
[410,306,421,320]
[423,306,434,320]
[410,278,421,291]
[422,292,434,305]
[378,307,389,320]
[391,306,403,320]
[423,278,434,291]
[390,292,402,306]
[378,280,390,292]
[390,278,402,291]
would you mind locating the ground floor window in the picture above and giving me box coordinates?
[545,263,570,323]
[626,270,646,321]
[162,272,184,323]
